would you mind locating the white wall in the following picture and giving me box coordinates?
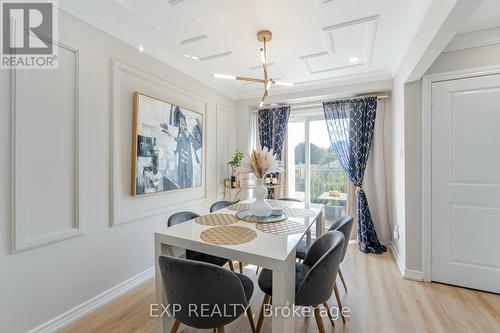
[427,43,500,74]
[0,9,235,333]
[403,80,422,272]
[388,71,406,271]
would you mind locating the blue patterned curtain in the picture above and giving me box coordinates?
[258,106,291,159]
[323,97,386,254]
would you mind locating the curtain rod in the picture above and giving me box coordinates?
[250,93,390,112]
[291,95,389,110]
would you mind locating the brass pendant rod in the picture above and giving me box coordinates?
[235,76,266,84]
[263,38,268,82]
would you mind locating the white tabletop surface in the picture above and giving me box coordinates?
[154,199,324,265]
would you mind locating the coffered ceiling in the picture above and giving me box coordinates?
[58,0,435,99]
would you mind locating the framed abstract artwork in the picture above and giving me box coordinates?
[132,92,203,196]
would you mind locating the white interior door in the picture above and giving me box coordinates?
[431,73,500,293]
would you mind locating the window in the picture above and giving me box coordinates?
[287,111,347,219]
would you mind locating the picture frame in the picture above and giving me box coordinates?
[132,92,203,196]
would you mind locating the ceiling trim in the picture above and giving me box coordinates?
[200,51,232,61]
[181,35,208,45]
[168,0,185,6]
[299,51,330,60]
[305,61,364,75]
[322,15,379,32]
[323,15,378,64]
[298,15,379,75]
[443,26,500,53]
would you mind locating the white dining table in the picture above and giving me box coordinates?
[154,199,325,333]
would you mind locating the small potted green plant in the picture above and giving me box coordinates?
[228,150,244,188]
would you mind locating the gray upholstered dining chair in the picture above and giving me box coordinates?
[331,215,354,291]
[255,231,345,333]
[167,211,235,271]
[158,255,256,333]
[210,200,234,213]
[296,216,353,283]
[294,215,353,323]
[277,197,303,202]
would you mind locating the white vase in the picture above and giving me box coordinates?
[250,178,272,217]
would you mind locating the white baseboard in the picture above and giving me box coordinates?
[28,267,155,333]
[390,241,405,277]
[403,269,423,281]
[390,242,423,281]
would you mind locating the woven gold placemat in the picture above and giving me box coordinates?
[284,207,317,218]
[256,220,307,235]
[199,226,257,245]
[227,203,251,212]
[266,199,296,208]
[194,214,238,226]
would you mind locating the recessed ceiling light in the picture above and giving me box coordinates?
[350,56,359,63]
[183,54,199,60]
[138,45,144,52]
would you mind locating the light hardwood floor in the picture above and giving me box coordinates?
[61,245,500,333]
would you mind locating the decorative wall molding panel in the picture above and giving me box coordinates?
[110,60,208,226]
[216,104,230,198]
[12,41,85,253]
[444,26,500,53]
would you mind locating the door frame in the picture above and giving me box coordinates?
[421,64,500,282]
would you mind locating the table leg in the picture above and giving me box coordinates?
[305,229,312,249]
[316,209,325,237]
[271,251,296,332]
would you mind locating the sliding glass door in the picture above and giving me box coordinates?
[287,113,347,219]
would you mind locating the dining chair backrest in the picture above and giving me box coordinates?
[167,211,200,227]
[277,197,302,202]
[158,255,249,329]
[295,230,344,306]
[209,200,234,213]
[331,215,354,262]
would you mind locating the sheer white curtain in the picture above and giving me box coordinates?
[363,99,391,246]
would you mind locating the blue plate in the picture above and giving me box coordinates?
[236,210,288,223]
